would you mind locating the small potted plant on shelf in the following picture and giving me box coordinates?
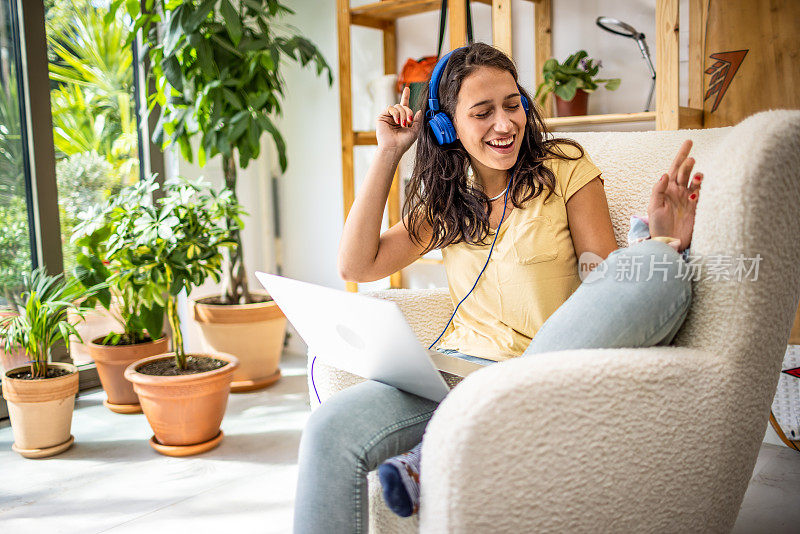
[534,50,621,117]
[121,176,244,457]
[0,268,104,458]
[124,0,332,393]
[70,182,172,414]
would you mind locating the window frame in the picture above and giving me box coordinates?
[0,0,165,421]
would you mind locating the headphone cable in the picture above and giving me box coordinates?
[311,174,512,405]
[427,179,510,350]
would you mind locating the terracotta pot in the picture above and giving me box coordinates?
[191,293,286,392]
[555,88,589,117]
[1,362,79,458]
[124,352,239,455]
[88,336,169,413]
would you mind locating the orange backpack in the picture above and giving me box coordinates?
[395,0,474,110]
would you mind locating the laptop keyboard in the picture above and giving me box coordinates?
[439,370,464,389]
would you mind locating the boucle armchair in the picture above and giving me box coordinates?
[307,110,800,533]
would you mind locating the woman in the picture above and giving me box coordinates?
[295,43,701,533]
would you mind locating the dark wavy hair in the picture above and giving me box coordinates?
[404,42,586,253]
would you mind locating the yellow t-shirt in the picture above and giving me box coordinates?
[436,144,602,361]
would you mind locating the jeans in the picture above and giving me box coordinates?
[293,240,691,533]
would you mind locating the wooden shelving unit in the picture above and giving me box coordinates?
[338,0,703,292]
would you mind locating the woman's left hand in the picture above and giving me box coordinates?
[647,139,703,251]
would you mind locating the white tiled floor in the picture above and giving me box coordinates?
[1,350,798,533]
[0,351,310,534]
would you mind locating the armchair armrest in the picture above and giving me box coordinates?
[359,287,454,346]
[306,287,454,408]
[419,346,757,533]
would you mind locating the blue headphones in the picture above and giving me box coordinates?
[426,47,530,146]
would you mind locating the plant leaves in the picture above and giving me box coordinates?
[220,0,243,46]
[161,55,184,92]
[183,0,216,33]
[257,114,287,172]
[554,78,579,101]
[162,4,186,57]
[140,304,165,340]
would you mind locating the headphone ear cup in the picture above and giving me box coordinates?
[428,113,458,146]
[521,94,529,113]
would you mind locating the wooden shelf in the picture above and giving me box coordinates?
[545,111,656,128]
[354,109,660,145]
[353,131,378,145]
[351,0,490,24]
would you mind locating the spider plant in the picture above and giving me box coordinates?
[0,268,105,378]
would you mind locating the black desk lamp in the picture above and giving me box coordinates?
[596,17,656,112]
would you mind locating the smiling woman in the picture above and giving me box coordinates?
[303,41,704,531]
[402,44,599,258]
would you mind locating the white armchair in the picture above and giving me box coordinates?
[307,110,800,532]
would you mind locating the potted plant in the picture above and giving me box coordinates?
[123,0,332,392]
[121,176,244,456]
[0,268,103,458]
[70,182,173,414]
[534,50,621,117]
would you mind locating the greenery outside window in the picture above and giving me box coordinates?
[1,0,160,421]
[44,0,146,366]
[0,0,34,309]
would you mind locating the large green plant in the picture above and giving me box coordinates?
[124,0,332,305]
[99,175,243,369]
[70,178,168,346]
[534,50,621,106]
[0,268,103,378]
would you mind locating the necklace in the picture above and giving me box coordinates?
[488,182,509,201]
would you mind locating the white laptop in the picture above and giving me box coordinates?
[255,272,484,402]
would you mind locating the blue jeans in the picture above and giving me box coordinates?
[294,240,691,533]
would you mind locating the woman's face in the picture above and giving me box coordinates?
[452,66,527,175]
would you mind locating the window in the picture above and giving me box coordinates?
[45,0,141,275]
[0,0,34,308]
[0,0,159,391]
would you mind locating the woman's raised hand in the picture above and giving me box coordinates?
[647,139,703,251]
[376,86,423,156]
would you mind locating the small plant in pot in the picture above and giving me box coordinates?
[0,268,104,458]
[125,0,333,392]
[120,176,244,456]
[70,183,173,414]
[534,50,621,117]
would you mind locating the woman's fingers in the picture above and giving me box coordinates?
[687,172,703,194]
[687,172,701,207]
[677,156,695,187]
[401,85,410,107]
[385,105,400,125]
[668,139,693,181]
[386,104,416,127]
[384,88,418,128]
[649,173,669,208]
[400,105,414,127]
